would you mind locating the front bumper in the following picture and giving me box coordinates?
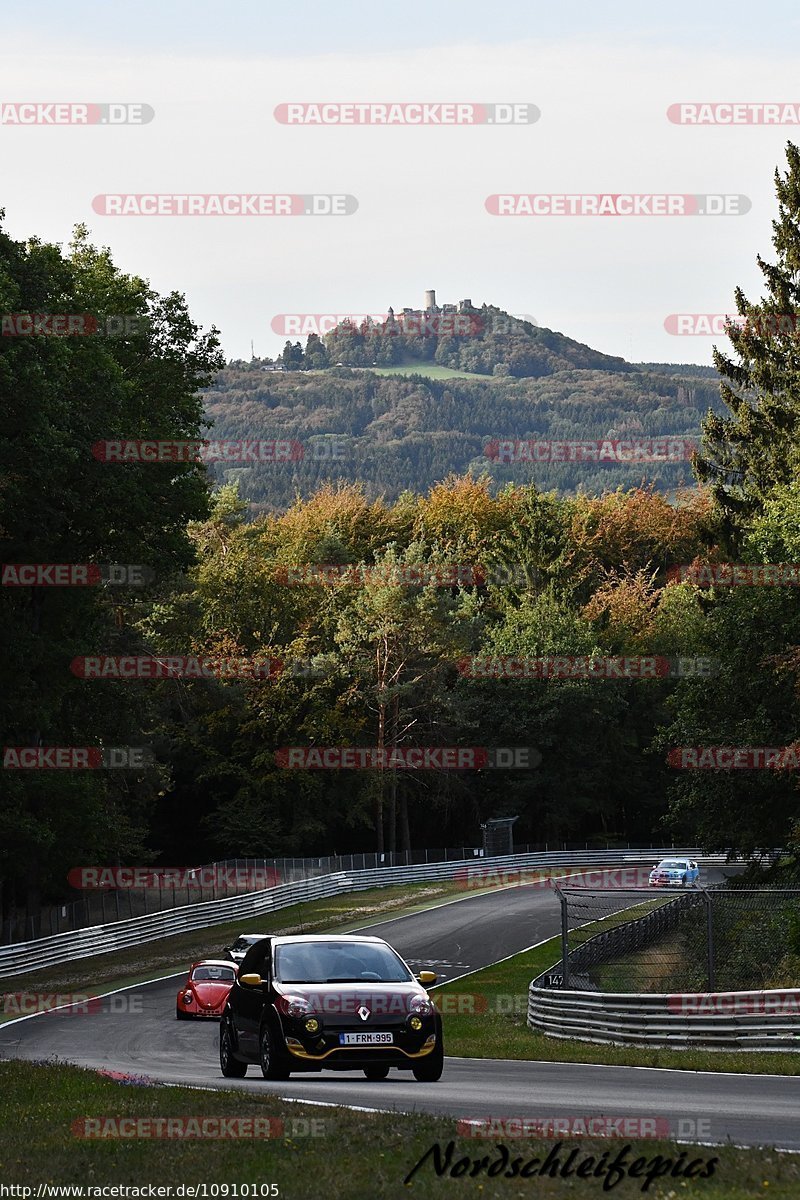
[279,1012,439,1065]
[286,1032,437,1064]
[179,1002,226,1017]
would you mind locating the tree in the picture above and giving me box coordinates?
[655,485,800,853]
[695,141,800,532]
[281,340,304,369]
[0,216,222,918]
[303,333,328,369]
[333,544,469,852]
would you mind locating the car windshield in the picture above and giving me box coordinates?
[658,861,687,870]
[274,940,413,984]
[232,937,259,950]
[192,966,236,982]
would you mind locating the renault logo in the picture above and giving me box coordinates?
[357,1005,370,1021]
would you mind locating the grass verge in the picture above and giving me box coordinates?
[1,1060,798,1198]
[436,937,800,1074]
[0,881,470,1004]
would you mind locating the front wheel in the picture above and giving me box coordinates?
[259,1019,291,1080]
[219,1018,247,1078]
[176,1007,189,1020]
[363,1065,390,1081]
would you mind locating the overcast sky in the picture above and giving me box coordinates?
[3,0,800,364]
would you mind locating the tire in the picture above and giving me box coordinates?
[259,1017,291,1080]
[412,1025,444,1082]
[176,1007,189,1020]
[219,1018,248,1078]
[363,1065,390,1081]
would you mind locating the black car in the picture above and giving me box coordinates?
[219,933,443,1082]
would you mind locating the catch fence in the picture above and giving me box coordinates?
[0,848,720,976]
[1,840,682,945]
[544,885,800,993]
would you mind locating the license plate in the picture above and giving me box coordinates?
[338,1032,394,1045]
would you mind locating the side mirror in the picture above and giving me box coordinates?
[239,973,263,987]
[417,971,437,986]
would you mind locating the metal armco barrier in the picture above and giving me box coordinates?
[0,847,719,978]
[2,841,693,944]
[527,985,800,1050]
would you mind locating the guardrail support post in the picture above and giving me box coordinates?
[556,885,570,989]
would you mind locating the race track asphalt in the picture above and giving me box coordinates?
[4,864,797,1150]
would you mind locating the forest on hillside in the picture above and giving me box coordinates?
[3,145,800,919]
[204,363,720,511]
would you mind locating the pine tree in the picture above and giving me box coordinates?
[695,141,800,532]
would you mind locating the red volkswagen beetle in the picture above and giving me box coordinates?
[176,960,238,1020]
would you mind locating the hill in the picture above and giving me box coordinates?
[204,303,721,512]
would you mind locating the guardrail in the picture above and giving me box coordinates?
[527,985,800,1050]
[0,847,719,978]
[3,841,688,944]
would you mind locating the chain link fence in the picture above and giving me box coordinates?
[549,884,800,993]
[1,839,673,944]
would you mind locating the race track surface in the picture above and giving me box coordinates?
[5,866,796,1150]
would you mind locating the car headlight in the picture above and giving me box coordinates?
[183,992,193,1003]
[409,995,434,1017]
[280,996,310,1019]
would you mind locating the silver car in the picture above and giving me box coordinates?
[223,933,271,964]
